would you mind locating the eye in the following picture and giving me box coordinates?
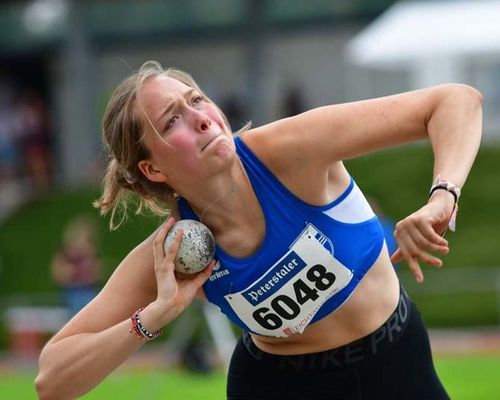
[165,115,179,130]
[192,95,203,104]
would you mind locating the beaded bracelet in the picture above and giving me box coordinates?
[129,308,163,341]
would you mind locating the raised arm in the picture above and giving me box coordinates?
[249,83,482,282]
[35,218,213,400]
[251,84,481,165]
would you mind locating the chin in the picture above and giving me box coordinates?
[215,139,236,160]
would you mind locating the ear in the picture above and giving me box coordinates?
[137,159,169,184]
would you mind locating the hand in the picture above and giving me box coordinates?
[391,190,455,283]
[148,217,215,327]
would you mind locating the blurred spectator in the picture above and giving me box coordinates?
[282,86,305,117]
[0,78,26,220]
[181,339,216,374]
[0,117,19,180]
[0,72,54,220]
[0,78,20,181]
[15,89,52,191]
[51,216,102,315]
[220,94,245,132]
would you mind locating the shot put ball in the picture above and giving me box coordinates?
[163,219,215,274]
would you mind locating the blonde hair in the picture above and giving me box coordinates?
[94,60,248,230]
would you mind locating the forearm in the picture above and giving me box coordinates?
[427,85,483,187]
[36,320,142,399]
[35,303,168,400]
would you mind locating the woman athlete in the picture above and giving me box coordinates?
[36,60,482,399]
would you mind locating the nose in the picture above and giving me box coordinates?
[192,109,211,133]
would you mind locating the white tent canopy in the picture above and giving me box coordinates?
[347,0,500,68]
[346,1,500,140]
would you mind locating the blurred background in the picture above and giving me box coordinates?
[0,0,499,399]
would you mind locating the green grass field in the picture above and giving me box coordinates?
[1,354,499,400]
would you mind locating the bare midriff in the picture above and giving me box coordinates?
[251,244,401,355]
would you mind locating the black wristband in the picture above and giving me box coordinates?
[429,185,458,204]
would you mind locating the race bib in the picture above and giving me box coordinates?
[225,223,353,337]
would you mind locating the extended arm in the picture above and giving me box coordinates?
[35,218,213,400]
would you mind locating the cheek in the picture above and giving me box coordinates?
[169,132,193,152]
[167,132,200,170]
[206,104,227,128]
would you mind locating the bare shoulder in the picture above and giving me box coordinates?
[239,118,325,176]
[239,126,348,205]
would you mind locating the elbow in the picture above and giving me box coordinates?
[36,348,55,400]
[35,359,65,400]
[460,84,483,105]
[35,372,56,400]
[448,83,483,105]
[472,86,483,104]
[441,84,483,131]
[35,373,68,400]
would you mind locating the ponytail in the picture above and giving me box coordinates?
[93,159,133,230]
[93,159,172,230]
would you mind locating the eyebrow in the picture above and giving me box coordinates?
[157,88,197,127]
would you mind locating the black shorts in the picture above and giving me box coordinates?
[227,288,449,400]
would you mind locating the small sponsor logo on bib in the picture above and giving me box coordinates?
[209,260,230,281]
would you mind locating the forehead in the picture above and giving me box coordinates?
[140,75,192,106]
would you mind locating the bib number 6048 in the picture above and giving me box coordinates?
[252,264,336,330]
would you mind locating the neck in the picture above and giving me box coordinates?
[181,157,258,233]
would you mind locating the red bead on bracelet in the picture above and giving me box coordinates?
[129,308,163,341]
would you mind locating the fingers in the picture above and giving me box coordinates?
[406,228,448,264]
[154,218,184,284]
[192,259,216,286]
[392,246,435,282]
[175,259,216,303]
[416,219,449,247]
[164,229,183,263]
[393,210,452,283]
[153,217,176,266]
[397,231,444,266]
[390,249,402,263]
[155,223,184,302]
[407,256,424,283]
[176,259,216,282]
[411,224,449,254]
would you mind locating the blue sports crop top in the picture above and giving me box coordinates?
[177,136,385,338]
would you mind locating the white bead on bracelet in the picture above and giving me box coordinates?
[130,308,163,341]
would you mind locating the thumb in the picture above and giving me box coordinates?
[192,259,216,287]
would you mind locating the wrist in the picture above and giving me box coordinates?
[141,300,183,331]
[428,188,456,209]
[428,175,461,233]
[429,175,461,205]
[129,308,163,341]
